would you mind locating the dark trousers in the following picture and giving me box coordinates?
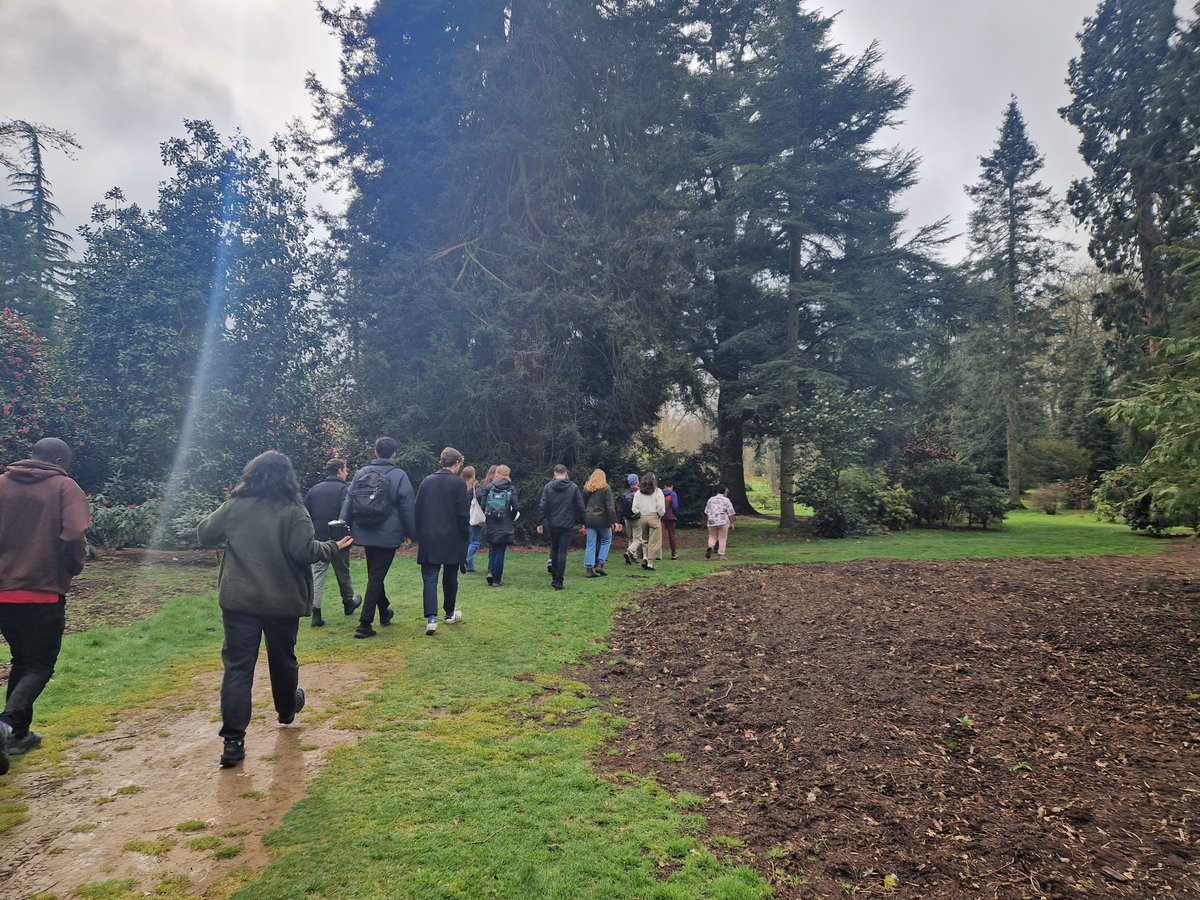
[0,599,65,738]
[219,609,300,741]
[663,519,677,554]
[422,563,459,619]
[360,545,397,626]
[487,544,507,583]
[548,527,573,586]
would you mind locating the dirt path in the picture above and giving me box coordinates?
[1,659,382,899]
[581,551,1200,898]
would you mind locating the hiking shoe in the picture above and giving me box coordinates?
[311,608,325,628]
[380,606,395,626]
[219,738,245,768]
[671,553,678,560]
[552,582,564,591]
[425,618,438,636]
[705,546,713,559]
[279,688,305,725]
[585,566,596,578]
[595,563,608,576]
[445,609,463,624]
[343,594,363,615]
[485,572,493,585]
[624,550,634,565]
[354,624,377,639]
[0,722,10,776]
[8,731,41,756]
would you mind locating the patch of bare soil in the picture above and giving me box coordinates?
[0,659,382,898]
[581,552,1200,898]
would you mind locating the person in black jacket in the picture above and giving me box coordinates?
[303,458,362,626]
[414,448,470,635]
[482,465,518,586]
[536,465,586,591]
[339,437,417,639]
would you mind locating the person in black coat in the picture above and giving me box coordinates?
[414,447,470,635]
[536,465,586,590]
[339,437,417,639]
[482,465,519,586]
[303,458,362,626]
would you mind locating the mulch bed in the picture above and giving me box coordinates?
[580,552,1200,898]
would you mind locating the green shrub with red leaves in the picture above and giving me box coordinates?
[0,307,73,463]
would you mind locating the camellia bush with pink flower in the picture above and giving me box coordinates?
[0,307,73,463]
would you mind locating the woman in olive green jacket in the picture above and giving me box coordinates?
[198,450,352,768]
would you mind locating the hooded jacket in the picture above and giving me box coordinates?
[415,468,471,565]
[537,477,586,530]
[0,458,90,596]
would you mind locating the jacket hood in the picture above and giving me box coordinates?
[490,477,513,490]
[548,478,575,492]
[5,459,68,484]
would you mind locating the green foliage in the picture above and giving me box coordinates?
[1021,438,1092,485]
[635,447,721,526]
[1026,482,1068,515]
[64,122,328,499]
[1103,338,1200,531]
[0,119,80,330]
[319,2,692,484]
[903,460,1008,529]
[87,495,160,549]
[805,467,913,538]
[0,307,74,462]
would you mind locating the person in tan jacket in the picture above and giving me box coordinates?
[0,438,90,774]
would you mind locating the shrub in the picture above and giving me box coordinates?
[87,496,161,548]
[1027,482,1069,515]
[1093,465,1198,533]
[904,460,1007,529]
[803,467,912,538]
[1021,438,1092,485]
[635,448,721,526]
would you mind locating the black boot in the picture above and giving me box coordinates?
[311,608,324,628]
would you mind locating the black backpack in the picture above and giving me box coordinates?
[622,489,640,520]
[349,468,393,525]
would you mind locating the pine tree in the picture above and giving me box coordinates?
[0,120,80,330]
[962,98,1064,504]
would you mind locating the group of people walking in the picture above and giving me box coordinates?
[0,434,739,772]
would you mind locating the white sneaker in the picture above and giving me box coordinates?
[445,609,463,624]
[425,618,438,635]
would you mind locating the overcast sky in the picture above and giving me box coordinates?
[0,0,1107,260]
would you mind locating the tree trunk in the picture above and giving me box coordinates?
[716,380,755,515]
[779,230,803,529]
[1005,395,1022,507]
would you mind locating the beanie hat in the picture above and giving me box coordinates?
[627,473,639,487]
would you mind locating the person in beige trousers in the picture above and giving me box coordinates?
[625,473,666,571]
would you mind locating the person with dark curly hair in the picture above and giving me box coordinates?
[198,450,352,769]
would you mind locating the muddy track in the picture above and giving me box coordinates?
[1,660,380,898]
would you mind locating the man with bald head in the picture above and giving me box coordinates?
[0,437,90,774]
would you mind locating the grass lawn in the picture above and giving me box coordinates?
[11,511,1188,898]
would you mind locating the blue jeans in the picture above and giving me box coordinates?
[422,563,459,620]
[487,544,507,583]
[584,527,612,567]
[466,525,483,571]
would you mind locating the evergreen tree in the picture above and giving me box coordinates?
[314,1,691,477]
[961,98,1064,504]
[691,0,947,526]
[0,120,80,330]
[1061,0,1192,345]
